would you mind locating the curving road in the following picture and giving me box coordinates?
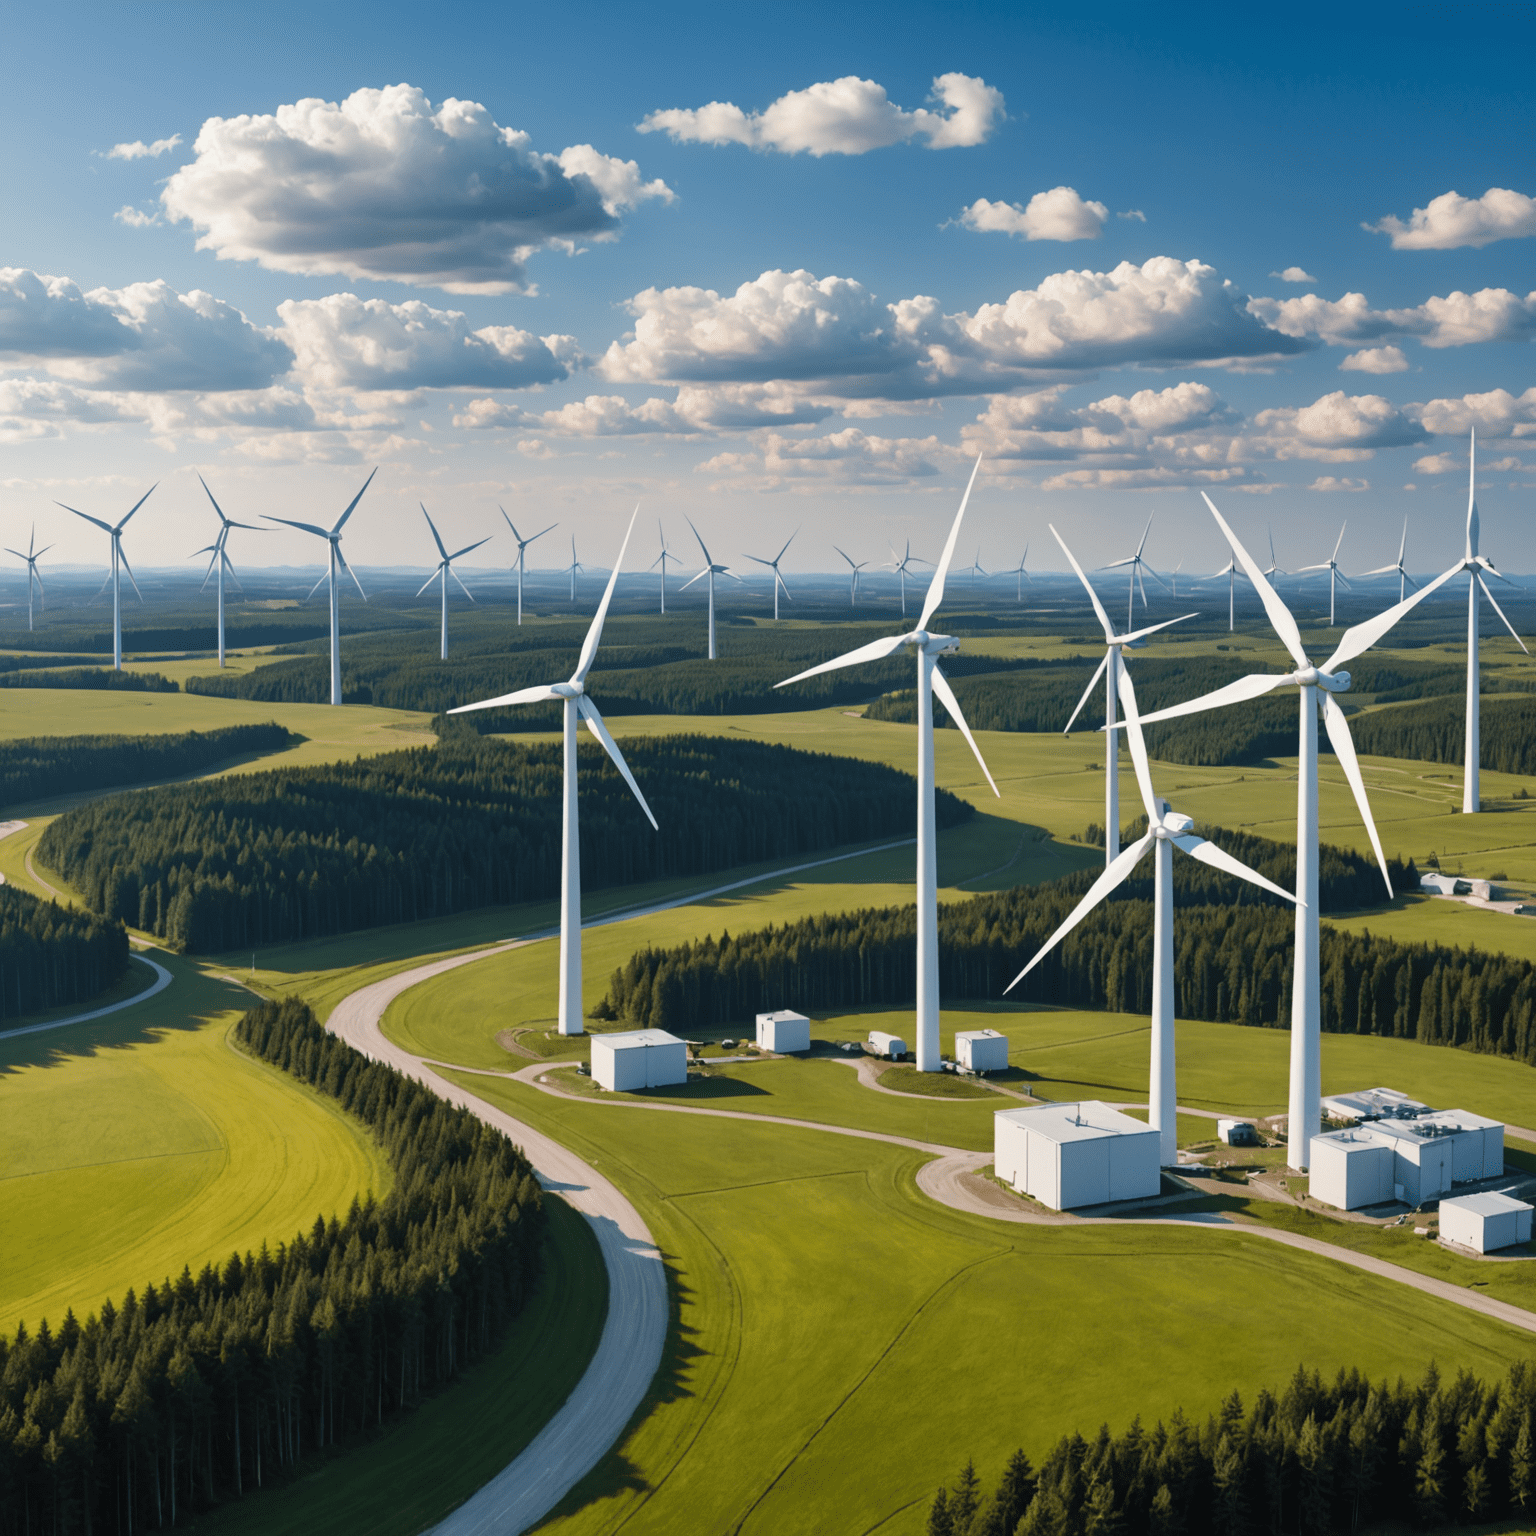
[0,953,173,1041]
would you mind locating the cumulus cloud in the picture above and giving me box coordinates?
[1250,391,1428,461]
[1308,476,1368,492]
[1368,187,1536,250]
[1117,210,1146,223]
[958,187,1108,242]
[700,428,957,489]
[1339,345,1408,374]
[638,72,1003,156]
[113,205,161,228]
[1039,465,1266,492]
[161,83,673,294]
[1415,387,1536,439]
[276,293,578,390]
[106,135,182,160]
[1413,453,1460,475]
[1270,267,1318,284]
[1250,286,1536,349]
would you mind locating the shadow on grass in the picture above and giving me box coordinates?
[646,1075,770,1101]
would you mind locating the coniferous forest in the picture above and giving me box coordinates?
[923,1361,1536,1536]
[0,884,129,1022]
[1348,693,1536,776]
[38,733,969,953]
[0,998,545,1534]
[0,668,177,695]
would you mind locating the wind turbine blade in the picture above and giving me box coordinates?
[306,569,331,601]
[775,528,798,563]
[421,506,449,561]
[1170,835,1299,904]
[1098,556,1139,571]
[1202,493,1309,668]
[1135,671,1292,726]
[1296,563,1332,574]
[1319,691,1391,898]
[1477,573,1529,654]
[1135,514,1153,559]
[222,552,243,593]
[198,473,228,524]
[449,682,563,714]
[776,570,792,603]
[684,515,713,566]
[720,569,746,584]
[917,455,982,632]
[528,521,557,546]
[451,566,476,603]
[743,554,773,569]
[573,508,638,684]
[1398,520,1408,565]
[1466,428,1479,559]
[415,571,440,599]
[1064,651,1111,734]
[931,666,1000,797]
[1136,564,1147,607]
[1115,667,1160,826]
[1004,833,1155,993]
[1323,563,1461,671]
[1050,525,1115,641]
[265,516,332,538]
[578,696,659,830]
[776,633,909,688]
[226,520,265,532]
[331,467,378,534]
[116,484,157,531]
[678,568,710,591]
[1331,522,1346,561]
[58,504,114,533]
[1361,564,1402,577]
[449,536,494,561]
[33,544,52,559]
[118,545,144,602]
[3,548,25,561]
[199,550,220,591]
[833,545,858,571]
[500,509,523,543]
[1334,571,1353,590]
[1402,570,1420,593]
[335,545,368,602]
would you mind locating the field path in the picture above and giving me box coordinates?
[0,953,173,1041]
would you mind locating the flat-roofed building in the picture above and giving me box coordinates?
[1321,1087,1429,1122]
[755,1010,811,1053]
[955,1028,1009,1073]
[994,1100,1160,1212]
[1310,1107,1504,1209]
[1440,1192,1533,1254]
[590,1029,689,1092]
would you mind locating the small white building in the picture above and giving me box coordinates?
[589,1029,689,1092]
[1421,872,1494,899]
[1310,1108,1505,1209]
[1440,1192,1534,1254]
[955,1028,1009,1073]
[1310,1130,1398,1210]
[1217,1119,1258,1147]
[994,1101,1160,1212]
[868,1030,907,1059]
[755,1010,810,1053]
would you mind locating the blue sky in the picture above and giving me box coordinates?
[3,0,1535,581]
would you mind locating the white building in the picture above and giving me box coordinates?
[1440,1192,1533,1254]
[755,1010,810,1053]
[1217,1119,1258,1147]
[1322,1086,1428,1122]
[994,1100,1160,1212]
[1309,1129,1397,1210]
[1310,1108,1505,1210]
[590,1029,689,1092]
[955,1028,1009,1073]
[1420,873,1493,899]
[868,1030,907,1059]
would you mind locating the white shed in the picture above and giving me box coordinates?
[867,1030,907,1059]
[589,1029,689,1092]
[955,1028,1009,1073]
[1310,1130,1397,1211]
[994,1101,1160,1212]
[1217,1119,1258,1147]
[1440,1192,1533,1254]
[755,1010,811,1053]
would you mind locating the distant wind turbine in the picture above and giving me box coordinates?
[651,520,680,614]
[501,511,555,626]
[5,526,51,633]
[833,545,868,605]
[1299,523,1350,626]
[1262,528,1286,582]
[57,486,155,669]
[1006,545,1032,602]
[449,510,655,1036]
[681,519,742,659]
[885,540,930,619]
[1167,558,1184,599]
[963,546,989,588]
[1363,519,1417,606]
[1201,555,1249,632]
[1099,515,1167,630]
[776,459,1000,1073]
[265,469,376,706]
[564,537,584,603]
[744,529,797,620]
[193,477,264,667]
[417,507,492,660]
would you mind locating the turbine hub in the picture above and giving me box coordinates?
[920,633,959,655]
[1295,666,1319,685]
[552,682,580,698]
[1319,670,1351,693]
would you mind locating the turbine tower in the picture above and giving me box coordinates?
[1363,519,1417,605]
[1008,663,1296,1164]
[776,459,1000,1073]
[1202,555,1248,632]
[1057,527,1193,866]
[1167,558,1184,598]
[681,519,741,659]
[651,521,680,614]
[885,540,930,619]
[194,477,264,667]
[1299,523,1350,626]
[1006,545,1032,602]
[265,469,376,706]
[5,527,51,632]
[501,511,555,626]
[418,507,492,661]
[449,511,655,1036]
[1262,528,1286,582]
[834,545,868,605]
[564,537,584,603]
[1137,496,1458,1167]
[744,529,797,620]
[57,486,154,669]
[1099,515,1166,630]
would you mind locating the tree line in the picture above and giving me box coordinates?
[1,723,295,809]
[0,996,546,1534]
[0,669,177,694]
[39,732,970,954]
[1349,693,1536,776]
[0,885,129,1023]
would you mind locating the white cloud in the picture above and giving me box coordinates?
[276,293,578,390]
[958,187,1108,242]
[1413,452,1460,475]
[638,72,1003,156]
[1038,465,1264,492]
[1368,187,1536,250]
[1308,476,1369,492]
[700,427,958,489]
[113,205,161,229]
[1414,387,1536,439]
[1270,267,1317,284]
[1251,391,1428,461]
[1487,455,1526,471]
[106,135,182,161]
[1250,286,1536,349]
[1117,210,1146,223]
[1339,345,1409,374]
[161,84,672,294]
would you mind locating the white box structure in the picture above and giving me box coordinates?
[1310,1109,1505,1210]
[994,1101,1160,1212]
[590,1029,689,1092]
[868,1030,907,1059]
[1217,1119,1258,1147]
[1440,1192,1533,1254]
[955,1028,1009,1073]
[1310,1130,1396,1210]
[755,1010,810,1053]
[1322,1086,1428,1122]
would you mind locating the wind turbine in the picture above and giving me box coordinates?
[1262,529,1286,583]
[501,511,555,626]
[1057,527,1194,866]
[448,511,655,1036]
[1299,523,1350,626]
[1135,496,1459,1167]
[744,529,797,620]
[265,469,376,706]
[57,486,154,670]
[1099,515,1166,631]
[680,519,742,659]
[1006,545,1032,602]
[1363,520,1417,606]
[776,459,1000,1073]
[885,540,930,619]
[563,537,585,603]
[417,507,492,661]
[963,547,989,589]
[193,477,264,667]
[1201,556,1248,632]
[651,521,680,614]
[1441,430,1528,814]
[1166,558,1184,599]
[834,545,868,605]
[5,527,51,632]
[1007,663,1297,1165]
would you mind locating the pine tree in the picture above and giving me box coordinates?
[951,1459,982,1533]
[928,1485,954,1536]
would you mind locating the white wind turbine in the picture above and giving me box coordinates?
[265,469,376,707]
[681,519,742,659]
[963,546,989,589]
[418,507,492,661]
[449,511,655,1036]
[1007,663,1297,1165]
[1100,515,1167,631]
[1299,523,1350,626]
[744,529,797,620]
[58,486,154,669]
[1135,496,1459,1166]
[834,545,868,605]
[564,537,584,603]
[1057,526,1193,867]
[1202,554,1248,632]
[885,539,930,618]
[651,521,680,614]
[1006,544,1032,602]
[193,477,264,667]
[776,459,1000,1073]
[501,511,556,626]
[6,527,51,633]
[1262,529,1286,583]
[1363,519,1417,605]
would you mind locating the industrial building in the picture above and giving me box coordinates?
[1322,1086,1428,1121]
[955,1027,1009,1073]
[1439,1192,1534,1254]
[1309,1106,1505,1210]
[868,1030,907,1059]
[755,1010,811,1053]
[994,1101,1160,1212]
[590,1029,689,1092]
[1217,1119,1258,1147]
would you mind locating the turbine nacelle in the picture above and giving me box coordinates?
[552,681,582,699]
